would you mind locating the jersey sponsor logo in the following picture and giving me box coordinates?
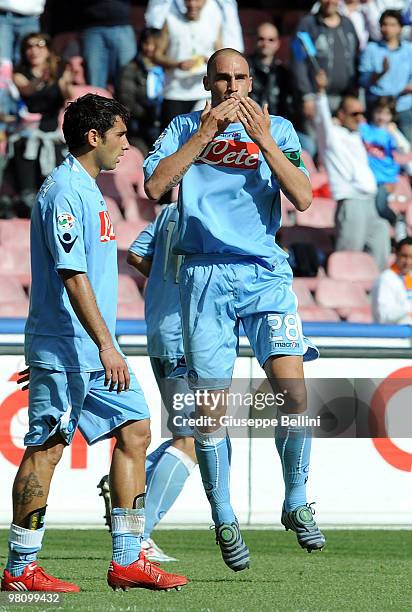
[99,211,116,242]
[196,139,259,169]
[57,212,76,232]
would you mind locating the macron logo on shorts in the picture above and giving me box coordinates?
[196,139,259,169]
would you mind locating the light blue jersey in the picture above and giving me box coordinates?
[129,203,184,359]
[25,154,120,372]
[144,112,308,267]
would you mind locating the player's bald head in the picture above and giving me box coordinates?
[207,48,249,78]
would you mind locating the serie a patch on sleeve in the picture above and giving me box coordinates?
[283,150,306,169]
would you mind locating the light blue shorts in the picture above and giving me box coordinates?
[150,356,194,437]
[25,366,149,446]
[179,255,318,390]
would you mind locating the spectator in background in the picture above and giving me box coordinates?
[153,0,222,129]
[248,22,291,118]
[372,237,412,324]
[315,69,390,270]
[145,0,243,51]
[291,0,359,155]
[340,0,381,49]
[360,96,409,228]
[11,32,73,215]
[78,0,137,90]
[0,0,46,64]
[359,10,412,141]
[117,29,164,155]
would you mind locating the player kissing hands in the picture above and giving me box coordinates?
[236,99,271,146]
[199,98,240,141]
[100,347,130,393]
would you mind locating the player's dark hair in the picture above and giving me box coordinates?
[207,48,249,77]
[62,94,130,152]
[337,95,360,114]
[379,9,403,27]
[396,237,412,252]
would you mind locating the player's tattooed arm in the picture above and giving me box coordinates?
[145,98,239,200]
[163,161,194,192]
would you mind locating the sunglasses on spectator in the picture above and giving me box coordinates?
[347,110,364,117]
[257,37,278,42]
[26,39,47,49]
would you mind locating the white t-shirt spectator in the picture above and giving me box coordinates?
[0,0,46,15]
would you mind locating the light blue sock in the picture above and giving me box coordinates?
[194,428,236,526]
[6,524,44,577]
[275,414,312,512]
[144,446,196,540]
[145,439,174,483]
[111,506,144,566]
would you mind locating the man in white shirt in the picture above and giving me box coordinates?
[153,0,222,128]
[0,0,45,63]
[372,237,412,323]
[315,69,390,270]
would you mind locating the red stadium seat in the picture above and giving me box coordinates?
[296,197,336,229]
[315,278,370,319]
[301,150,329,192]
[104,196,123,224]
[0,248,31,286]
[293,279,316,307]
[0,275,29,317]
[327,251,379,291]
[387,175,412,214]
[117,275,145,319]
[0,300,29,317]
[0,219,30,250]
[118,274,143,304]
[115,220,148,251]
[299,306,340,322]
[346,308,373,323]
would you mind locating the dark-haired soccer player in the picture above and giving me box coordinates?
[144,48,325,571]
[1,94,187,593]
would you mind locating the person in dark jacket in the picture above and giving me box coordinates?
[291,0,360,154]
[116,29,164,155]
[248,22,291,119]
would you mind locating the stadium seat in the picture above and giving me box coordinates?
[327,251,379,291]
[300,150,329,192]
[315,278,370,319]
[387,175,412,214]
[117,275,145,319]
[292,279,316,306]
[115,220,148,251]
[0,300,29,317]
[296,197,336,228]
[346,308,373,323]
[104,196,123,224]
[118,274,143,304]
[0,275,29,317]
[0,248,31,286]
[279,226,335,258]
[70,84,113,99]
[299,306,340,322]
[0,219,30,250]
[117,250,146,289]
[97,173,142,222]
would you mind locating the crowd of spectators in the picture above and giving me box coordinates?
[1,0,412,323]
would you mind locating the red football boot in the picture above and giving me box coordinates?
[1,563,80,592]
[107,551,188,591]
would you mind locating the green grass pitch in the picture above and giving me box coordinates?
[0,529,411,611]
